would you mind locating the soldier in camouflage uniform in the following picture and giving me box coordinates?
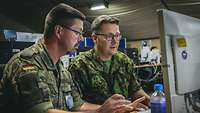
[0,39,84,113]
[0,4,142,113]
[68,15,150,106]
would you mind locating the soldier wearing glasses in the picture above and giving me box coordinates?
[0,4,146,113]
[68,15,150,107]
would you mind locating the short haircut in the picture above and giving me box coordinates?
[91,15,119,33]
[44,3,85,38]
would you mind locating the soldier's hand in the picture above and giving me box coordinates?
[115,96,147,113]
[96,94,132,113]
[129,96,148,111]
[141,95,150,107]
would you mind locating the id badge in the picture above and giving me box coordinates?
[65,94,74,109]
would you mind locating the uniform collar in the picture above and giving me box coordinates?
[92,48,116,62]
[38,39,57,70]
[92,49,101,61]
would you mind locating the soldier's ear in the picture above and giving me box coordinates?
[91,33,97,43]
[54,25,63,39]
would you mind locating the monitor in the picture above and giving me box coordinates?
[158,9,200,113]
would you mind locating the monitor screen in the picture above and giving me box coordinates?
[85,38,94,47]
[119,38,126,49]
[3,29,17,40]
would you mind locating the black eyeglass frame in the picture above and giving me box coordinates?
[95,32,122,41]
[60,25,84,36]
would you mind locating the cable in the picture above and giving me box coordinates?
[135,62,162,83]
[184,90,200,113]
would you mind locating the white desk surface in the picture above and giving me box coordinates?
[136,109,151,113]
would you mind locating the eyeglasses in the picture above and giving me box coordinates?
[95,32,122,41]
[60,25,84,37]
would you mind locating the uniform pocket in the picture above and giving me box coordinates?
[62,84,72,94]
[91,74,110,94]
[17,71,47,107]
[46,81,58,99]
[37,71,51,100]
[62,84,73,109]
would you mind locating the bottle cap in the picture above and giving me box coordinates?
[154,84,164,92]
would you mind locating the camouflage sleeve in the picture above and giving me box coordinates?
[126,56,142,95]
[0,69,53,113]
[68,60,89,102]
[16,70,54,113]
[0,80,6,113]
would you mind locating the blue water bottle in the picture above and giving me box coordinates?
[150,84,166,113]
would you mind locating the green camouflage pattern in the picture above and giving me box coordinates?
[0,39,84,113]
[68,49,141,104]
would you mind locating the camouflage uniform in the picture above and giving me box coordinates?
[68,49,141,104]
[0,39,84,113]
